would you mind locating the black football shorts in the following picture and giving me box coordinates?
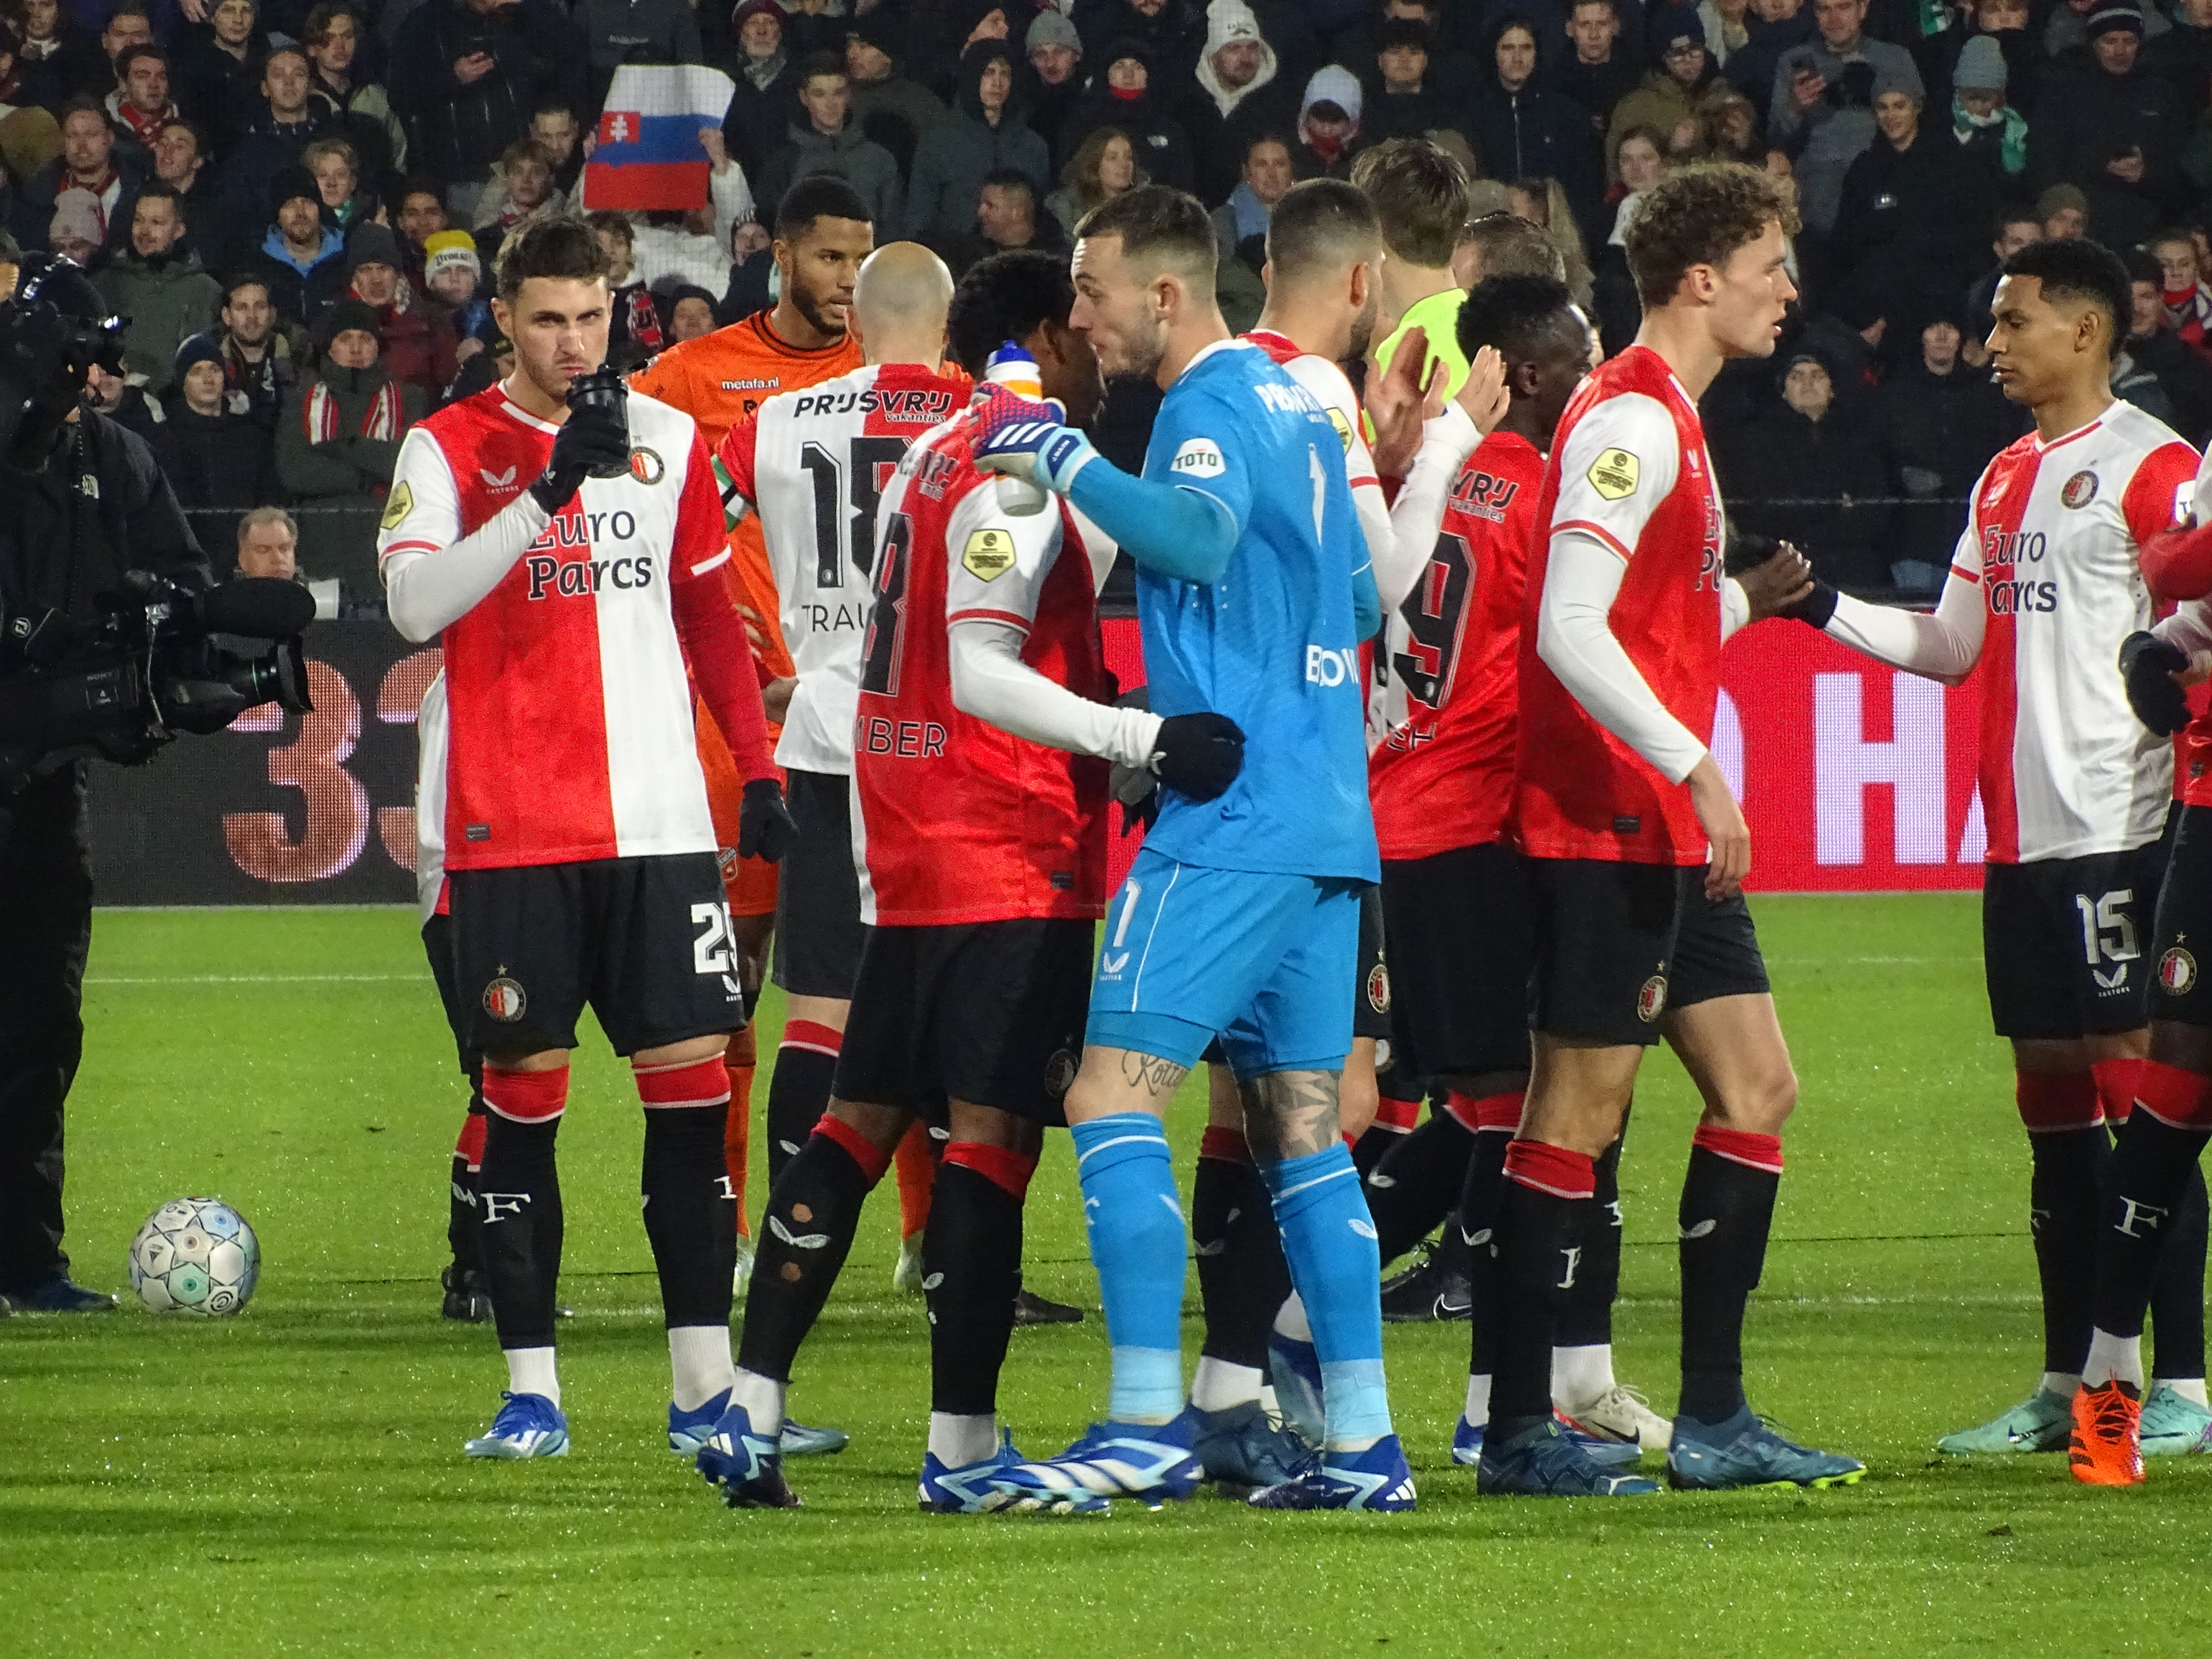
[1984,842,2163,1040]
[771,767,868,1000]
[1380,840,1534,1080]
[2152,805,2212,1030]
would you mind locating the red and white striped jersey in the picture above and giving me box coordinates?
[1516,346,1725,866]
[1957,403,2196,862]
[714,362,969,776]
[377,383,729,871]
[851,407,1113,927]
[1371,429,1544,859]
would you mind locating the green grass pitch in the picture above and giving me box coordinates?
[7,895,2212,1656]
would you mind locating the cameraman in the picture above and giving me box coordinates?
[0,246,209,1313]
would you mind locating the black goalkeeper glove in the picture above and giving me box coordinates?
[2120,630,2192,736]
[737,777,797,862]
[529,397,631,512]
[1149,712,1245,802]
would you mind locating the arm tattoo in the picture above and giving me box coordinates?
[1238,1069,1343,1162]
[1119,1051,1189,1098]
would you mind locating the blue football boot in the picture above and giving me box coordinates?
[695,1400,801,1508]
[1247,1434,1416,1512]
[1478,1418,1660,1497]
[1451,1416,1484,1467]
[1667,1406,1864,1491]
[668,1389,730,1456]
[986,1406,1206,1508]
[1191,1400,1309,1493]
[781,1418,851,1458]
[1559,1412,1645,1467]
[920,1431,1107,1514]
[1267,1327,1327,1446]
[464,1391,570,1459]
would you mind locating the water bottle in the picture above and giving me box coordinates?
[984,340,1050,517]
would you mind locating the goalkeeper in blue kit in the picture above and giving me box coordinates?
[969,185,1410,1512]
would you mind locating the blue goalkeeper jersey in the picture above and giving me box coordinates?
[1134,339,1379,882]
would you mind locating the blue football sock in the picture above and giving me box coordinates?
[1262,1142,1393,1450]
[1071,1113,1187,1423]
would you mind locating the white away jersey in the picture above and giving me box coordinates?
[377,382,729,870]
[1956,400,2196,862]
[715,361,968,775]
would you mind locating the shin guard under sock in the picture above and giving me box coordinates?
[1558,1134,1624,1349]
[1071,1114,1187,1422]
[1677,1126,1782,1425]
[736,1116,888,1385]
[1192,1126,1291,1370]
[637,1069,737,1330]
[2093,1063,2212,1344]
[448,1099,487,1274]
[1260,1141,1391,1448]
[765,1020,840,1185]
[1363,1104,1478,1263]
[1490,1140,1594,1428]
[2151,1161,2210,1381]
[478,1064,569,1353]
[926,1144,1035,1418]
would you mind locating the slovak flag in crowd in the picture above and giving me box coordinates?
[581,65,737,212]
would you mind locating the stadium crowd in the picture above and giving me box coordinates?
[18,0,2212,602]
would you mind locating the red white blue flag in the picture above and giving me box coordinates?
[582,65,737,212]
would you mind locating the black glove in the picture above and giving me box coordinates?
[737,777,797,862]
[2120,630,2192,736]
[529,397,631,511]
[1780,577,1839,630]
[1149,711,1245,802]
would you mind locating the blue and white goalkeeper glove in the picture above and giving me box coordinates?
[971,385,1100,495]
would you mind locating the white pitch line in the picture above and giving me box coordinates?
[86,973,432,984]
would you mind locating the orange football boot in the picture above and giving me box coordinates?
[2069,1380,2145,1486]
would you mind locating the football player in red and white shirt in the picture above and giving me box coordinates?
[698,250,1244,1510]
[377,217,790,1461]
[1483,164,1863,1498]
[711,244,971,1201]
[1798,241,2202,1477]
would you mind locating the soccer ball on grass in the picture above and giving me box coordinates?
[129,1197,261,1315]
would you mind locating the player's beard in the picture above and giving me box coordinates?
[789,277,849,342]
[1347,283,1381,362]
[1104,311,1169,380]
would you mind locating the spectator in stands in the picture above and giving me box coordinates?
[1186,0,1295,204]
[303,135,377,233]
[1211,130,1290,330]
[1290,63,1359,180]
[2123,248,2212,442]
[1873,308,2021,591]
[1049,124,1143,236]
[1558,0,1639,145]
[393,177,450,285]
[578,0,703,115]
[1963,203,2040,346]
[0,33,65,194]
[89,3,153,100]
[277,294,425,603]
[1073,0,1205,91]
[1696,86,1763,163]
[1471,16,1601,214]
[387,0,585,221]
[151,119,239,276]
[904,39,1049,247]
[43,185,100,264]
[105,43,175,169]
[93,180,220,391]
[234,506,301,579]
[1505,175,1597,304]
[1361,18,1453,146]
[1767,0,1919,238]
[590,210,665,368]
[340,219,456,400]
[1724,0,1814,110]
[844,12,944,175]
[2148,0,2212,111]
[756,52,902,229]
[1607,5,1715,170]
[162,332,278,514]
[2037,181,2089,241]
[82,356,168,450]
[202,271,302,428]
[423,226,491,339]
[253,162,346,324]
[1062,39,1194,192]
[2030,5,2186,254]
[724,0,798,173]
[1715,350,1889,591]
[625,124,757,290]
[2152,228,2212,349]
[718,215,775,320]
[305,5,407,185]
[175,0,264,139]
[943,166,1064,272]
[14,95,143,251]
[661,281,721,342]
[1920,0,2043,123]
[221,44,344,224]
[1947,34,2024,185]
[13,0,103,118]
[1829,73,1983,336]
[472,135,561,266]
[1024,10,1085,165]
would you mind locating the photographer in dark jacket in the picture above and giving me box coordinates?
[0,248,210,1313]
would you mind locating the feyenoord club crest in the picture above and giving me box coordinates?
[1636,974,1668,1023]
[483,976,527,1021]
[1043,1048,1078,1097]
[2160,947,2198,996]
[628,446,665,486]
[2061,469,2099,510]
[1366,962,1391,1014]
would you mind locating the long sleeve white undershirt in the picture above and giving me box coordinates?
[1536,529,1709,784]
[947,618,1164,766]
[1820,579,1984,685]
[384,492,552,644]
[1380,402,1482,612]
